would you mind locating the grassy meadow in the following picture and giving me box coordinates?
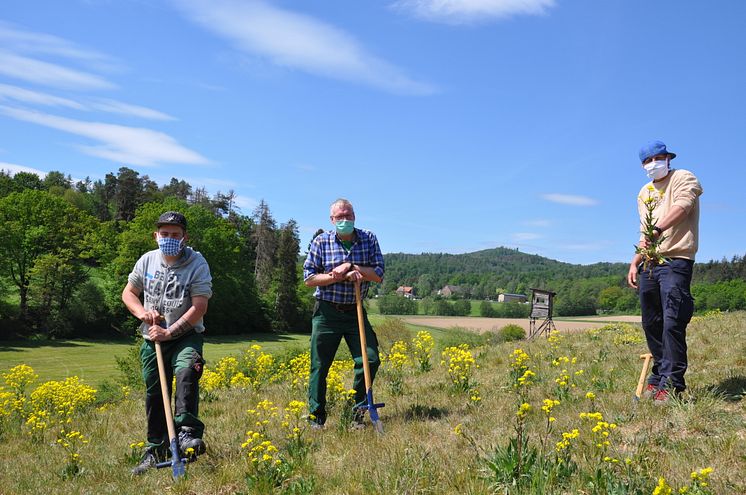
[1,312,745,494]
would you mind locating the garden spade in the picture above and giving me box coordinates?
[354,280,385,434]
[154,340,187,478]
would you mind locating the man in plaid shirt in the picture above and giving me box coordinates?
[303,198,384,429]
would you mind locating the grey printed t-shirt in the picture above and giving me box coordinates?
[127,246,212,339]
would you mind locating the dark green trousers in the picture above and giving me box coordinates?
[308,300,380,423]
[140,333,205,447]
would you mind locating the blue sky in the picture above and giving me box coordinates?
[1,0,743,265]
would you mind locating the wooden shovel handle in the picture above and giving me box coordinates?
[354,281,373,391]
[635,353,654,398]
[155,341,178,443]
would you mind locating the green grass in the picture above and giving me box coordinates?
[0,333,311,385]
[1,312,744,494]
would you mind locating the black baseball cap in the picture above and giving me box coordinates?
[156,211,187,230]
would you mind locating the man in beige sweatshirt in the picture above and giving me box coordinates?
[627,141,703,403]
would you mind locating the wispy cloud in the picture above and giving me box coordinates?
[393,0,556,24]
[0,82,84,109]
[524,218,550,227]
[0,106,209,167]
[87,98,176,121]
[234,194,259,211]
[512,232,542,241]
[0,161,48,177]
[0,83,176,120]
[0,21,117,69]
[0,50,115,90]
[541,193,598,206]
[174,0,436,95]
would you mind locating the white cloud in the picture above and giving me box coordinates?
[174,0,436,95]
[234,194,259,211]
[524,218,550,227]
[0,84,176,120]
[0,21,115,66]
[88,98,176,121]
[0,50,115,90]
[0,83,84,109]
[541,193,598,206]
[512,232,541,241]
[0,161,48,177]
[394,0,556,24]
[0,106,209,167]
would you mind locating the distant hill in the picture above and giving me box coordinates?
[380,246,628,299]
[375,247,746,316]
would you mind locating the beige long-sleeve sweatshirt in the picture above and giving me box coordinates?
[637,168,703,260]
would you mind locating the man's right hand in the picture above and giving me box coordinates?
[329,262,352,281]
[139,310,162,326]
[627,264,638,289]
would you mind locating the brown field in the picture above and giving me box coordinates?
[400,314,641,333]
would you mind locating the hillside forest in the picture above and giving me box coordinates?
[1,167,744,338]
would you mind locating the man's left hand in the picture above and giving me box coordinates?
[147,324,170,342]
[346,266,363,282]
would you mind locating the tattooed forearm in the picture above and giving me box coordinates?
[167,316,194,339]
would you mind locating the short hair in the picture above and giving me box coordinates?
[329,198,354,216]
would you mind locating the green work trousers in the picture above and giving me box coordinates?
[308,300,380,423]
[140,333,205,448]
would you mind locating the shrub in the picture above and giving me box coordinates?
[480,300,497,317]
[499,324,526,342]
[377,294,418,315]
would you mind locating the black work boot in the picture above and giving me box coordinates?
[131,447,158,475]
[178,427,206,458]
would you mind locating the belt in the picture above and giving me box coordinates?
[324,301,357,312]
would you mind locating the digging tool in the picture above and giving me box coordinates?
[354,280,385,434]
[154,339,187,478]
[634,353,654,401]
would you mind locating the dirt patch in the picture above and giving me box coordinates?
[400,315,641,334]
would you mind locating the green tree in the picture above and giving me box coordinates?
[12,171,43,191]
[453,299,472,316]
[252,200,277,294]
[378,294,417,315]
[114,167,141,221]
[480,300,496,317]
[0,190,94,325]
[105,199,268,335]
[43,171,71,190]
[273,220,302,330]
[161,178,192,200]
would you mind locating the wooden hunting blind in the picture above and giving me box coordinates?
[529,288,557,339]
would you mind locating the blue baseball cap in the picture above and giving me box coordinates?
[639,140,676,163]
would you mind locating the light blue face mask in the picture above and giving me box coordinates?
[157,236,184,256]
[335,219,354,236]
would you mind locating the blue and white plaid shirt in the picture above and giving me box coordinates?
[303,228,385,304]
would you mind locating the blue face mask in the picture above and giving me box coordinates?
[335,219,354,236]
[157,236,184,256]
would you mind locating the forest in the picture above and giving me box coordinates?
[1,166,744,337]
[0,167,314,339]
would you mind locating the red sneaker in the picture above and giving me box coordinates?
[653,389,670,405]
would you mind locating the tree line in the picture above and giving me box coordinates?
[381,248,746,316]
[0,167,313,339]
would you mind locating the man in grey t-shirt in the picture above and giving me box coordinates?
[122,211,212,474]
